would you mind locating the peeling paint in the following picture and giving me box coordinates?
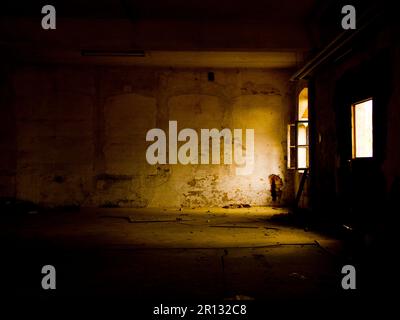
[10,67,291,208]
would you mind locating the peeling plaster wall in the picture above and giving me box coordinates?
[5,66,293,208]
[13,68,95,206]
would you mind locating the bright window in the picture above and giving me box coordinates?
[297,122,309,169]
[287,88,309,170]
[298,88,308,121]
[352,99,373,158]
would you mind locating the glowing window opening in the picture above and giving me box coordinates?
[287,87,309,170]
[297,88,309,170]
[351,99,373,158]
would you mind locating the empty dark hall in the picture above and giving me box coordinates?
[0,0,398,316]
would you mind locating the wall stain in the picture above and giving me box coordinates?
[240,82,281,96]
[269,174,283,202]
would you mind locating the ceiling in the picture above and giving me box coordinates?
[3,0,318,21]
[1,0,323,68]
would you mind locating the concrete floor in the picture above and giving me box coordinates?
[1,207,349,303]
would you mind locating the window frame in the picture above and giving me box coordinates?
[287,87,309,171]
[296,120,309,170]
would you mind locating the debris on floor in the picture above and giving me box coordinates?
[342,224,353,231]
[225,294,255,300]
[99,215,131,222]
[222,204,251,209]
[99,215,192,223]
[209,225,259,229]
[289,272,307,280]
[0,197,41,216]
[128,216,193,223]
[264,227,280,230]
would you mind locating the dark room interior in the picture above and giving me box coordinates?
[0,0,398,316]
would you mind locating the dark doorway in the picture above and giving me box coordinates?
[334,51,391,226]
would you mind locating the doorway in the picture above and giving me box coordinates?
[334,52,391,225]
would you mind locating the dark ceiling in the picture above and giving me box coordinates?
[2,0,318,21]
[0,0,387,68]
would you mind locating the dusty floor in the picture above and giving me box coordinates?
[1,207,354,303]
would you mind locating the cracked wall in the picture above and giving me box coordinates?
[3,66,293,208]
